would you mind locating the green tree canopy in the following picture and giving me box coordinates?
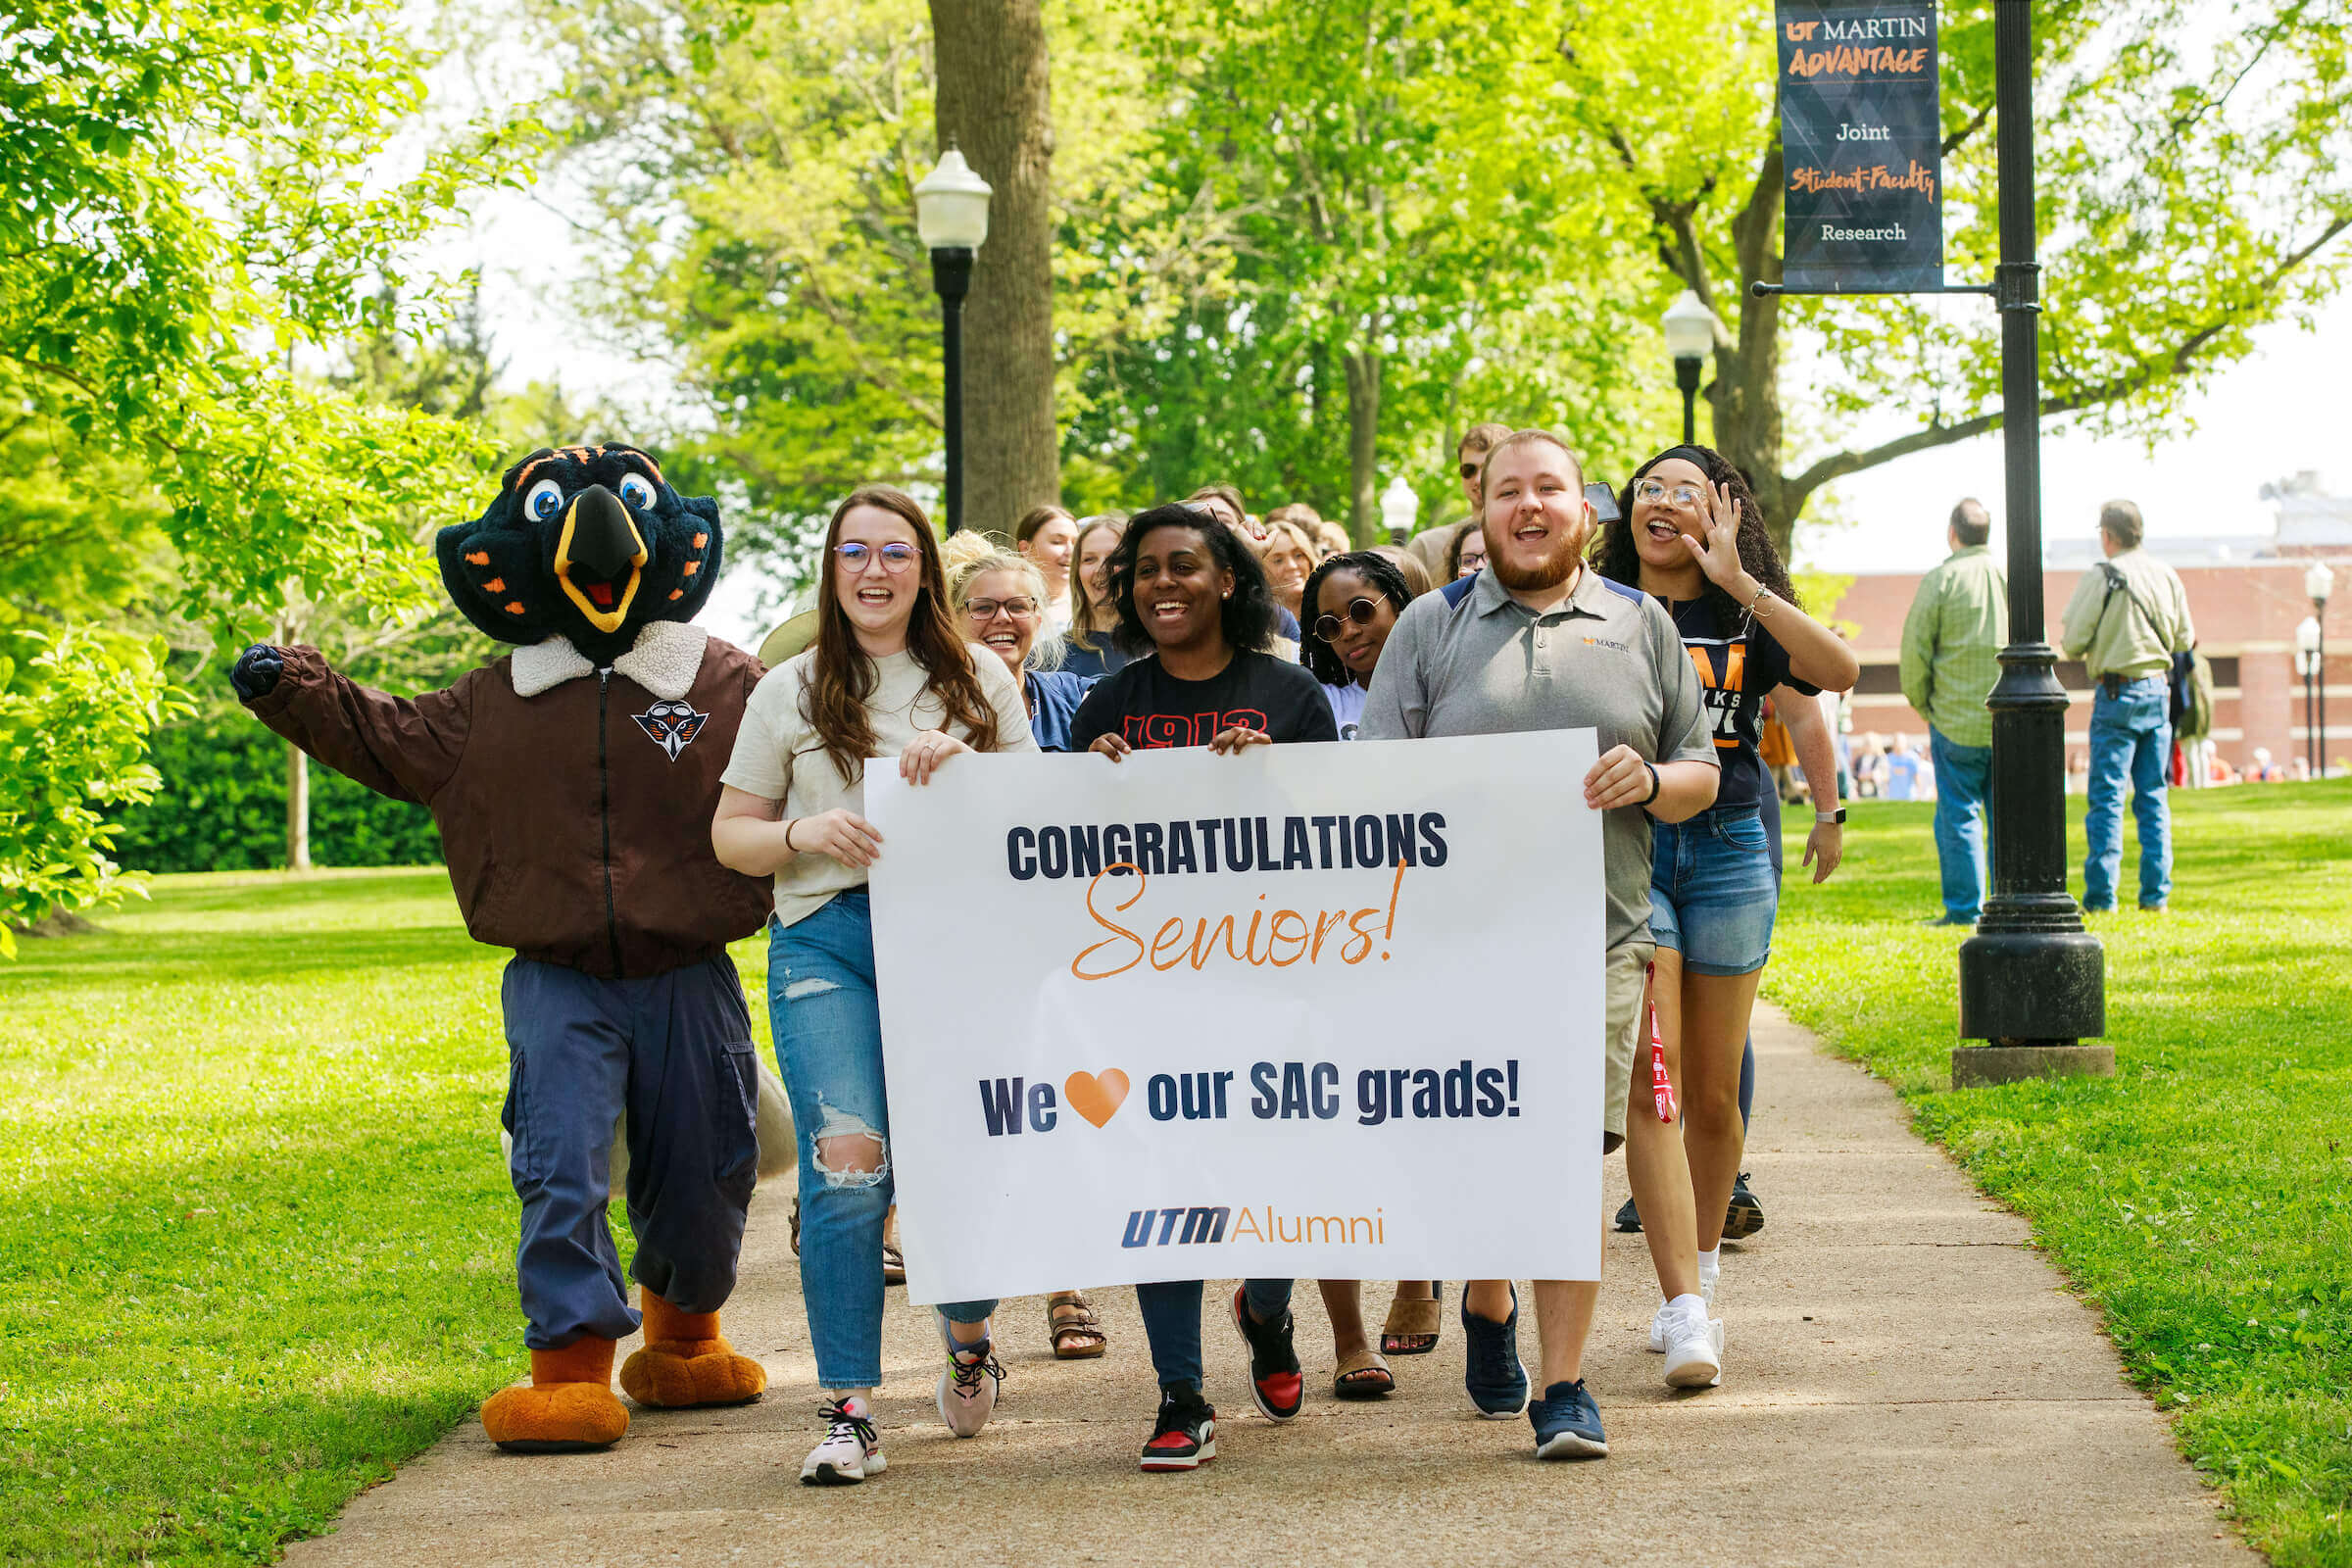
[1,0,537,930]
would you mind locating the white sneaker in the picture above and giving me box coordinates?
[1647,1274,1718,1352]
[1659,1298,1724,1389]
[801,1396,885,1485]
[937,1315,1004,1439]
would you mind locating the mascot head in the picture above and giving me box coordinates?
[435,443,723,666]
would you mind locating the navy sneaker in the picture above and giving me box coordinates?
[1229,1286,1304,1421]
[1723,1171,1765,1240]
[1459,1285,1529,1419]
[1613,1196,1642,1233]
[1530,1378,1607,1459]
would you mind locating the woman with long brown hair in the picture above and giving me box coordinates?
[1013,502,1079,633]
[1056,513,1130,679]
[712,485,1036,1485]
[1595,444,1857,1389]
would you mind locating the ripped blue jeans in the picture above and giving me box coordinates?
[768,890,995,1388]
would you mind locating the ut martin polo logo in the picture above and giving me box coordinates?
[632,700,709,760]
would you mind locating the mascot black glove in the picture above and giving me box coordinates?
[230,645,284,701]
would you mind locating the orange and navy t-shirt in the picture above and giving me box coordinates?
[1659,595,1818,810]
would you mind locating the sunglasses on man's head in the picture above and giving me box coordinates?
[835,541,919,572]
[1313,596,1385,643]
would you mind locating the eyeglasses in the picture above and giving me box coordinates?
[1313,596,1386,642]
[1458,462,1482,480]
[834,541,919,573]
[964,596,1040,622]
[1633,478,1705,509]
[1455,546,1487,574]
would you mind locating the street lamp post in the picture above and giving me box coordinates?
[913,148,993,535]
[1661,291,1715,446]
[1952,0,2108,1089]
[2296,615,2322,776]
[1379,475,1419,546]
[2309,561,2336,776]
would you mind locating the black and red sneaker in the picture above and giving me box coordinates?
[1139,1388,1217,1472]
[1230,1285,1305,1421]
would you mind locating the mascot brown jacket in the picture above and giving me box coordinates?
[245,634,771,978]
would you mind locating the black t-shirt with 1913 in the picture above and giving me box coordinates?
[1068,649,1339,752]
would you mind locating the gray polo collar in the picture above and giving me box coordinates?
[1470,562,1614,622]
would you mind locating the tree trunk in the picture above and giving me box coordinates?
[931,0,1058,538]
[1344,344,1382,544]
[1717,132,1799,563]
[285,742,312,872]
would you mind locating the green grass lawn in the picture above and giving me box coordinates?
[0,869,776,1566]
[1768,778,2352,1568]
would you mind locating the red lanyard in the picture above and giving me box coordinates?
[1645,961,1676,1122]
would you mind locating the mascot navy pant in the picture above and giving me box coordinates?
[501,955,760,1349]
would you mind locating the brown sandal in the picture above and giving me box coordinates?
[881,1206,906,1287]
[1333,1348,1395,1398]
[1381,1283,1444,1355]
[1046,1292,1108,1359]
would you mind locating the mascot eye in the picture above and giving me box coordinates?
[525,478,565,521]
[617,473,656,511]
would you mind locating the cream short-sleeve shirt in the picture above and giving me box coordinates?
[720,646,1036,927]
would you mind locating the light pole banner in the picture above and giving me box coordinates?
[1777,0,1943,291]
[863,730,1606,1306]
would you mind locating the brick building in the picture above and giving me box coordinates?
[1829,474,2352,773]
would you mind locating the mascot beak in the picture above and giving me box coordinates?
[554,485,651,635]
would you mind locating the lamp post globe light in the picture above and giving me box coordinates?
[913,147,993,535]
[1661,290,1715,446]
[2309,560,2335,776]
[1380,475,1419,546]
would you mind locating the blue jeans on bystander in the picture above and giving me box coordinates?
[2082,675,2173,910]
[767,891,995,1390]
[1929,727,1993,922]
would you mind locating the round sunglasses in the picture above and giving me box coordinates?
[1313,595,1388,643]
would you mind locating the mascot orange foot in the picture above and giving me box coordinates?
[619,1288,768,1409]
[481,1336,631,1452]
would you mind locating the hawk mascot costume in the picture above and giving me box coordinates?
[234,443,774,1451]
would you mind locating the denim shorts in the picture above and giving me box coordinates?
[1648,805,1779,977]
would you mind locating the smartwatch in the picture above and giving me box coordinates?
[1815,807,1847,825]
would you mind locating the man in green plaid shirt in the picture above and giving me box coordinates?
[1899,500,2008,924]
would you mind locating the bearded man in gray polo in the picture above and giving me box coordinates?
[1360,427,1720,1461]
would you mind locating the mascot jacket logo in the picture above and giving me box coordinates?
[633,700,710,760]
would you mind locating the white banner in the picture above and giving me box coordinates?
[864,729,1605,1305]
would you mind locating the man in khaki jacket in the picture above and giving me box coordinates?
[2059,500,2195,911]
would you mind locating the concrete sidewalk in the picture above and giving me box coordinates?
[288,1005,2251,1566]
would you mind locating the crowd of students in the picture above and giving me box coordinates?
[709,424,1859,1484]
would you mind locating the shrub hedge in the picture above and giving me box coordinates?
[112,708,442,872]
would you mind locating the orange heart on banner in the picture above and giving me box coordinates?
[1063,1068,1130,1128]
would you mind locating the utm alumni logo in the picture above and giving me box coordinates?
[632,699,709,760]
[1121,1203,1388,1249]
